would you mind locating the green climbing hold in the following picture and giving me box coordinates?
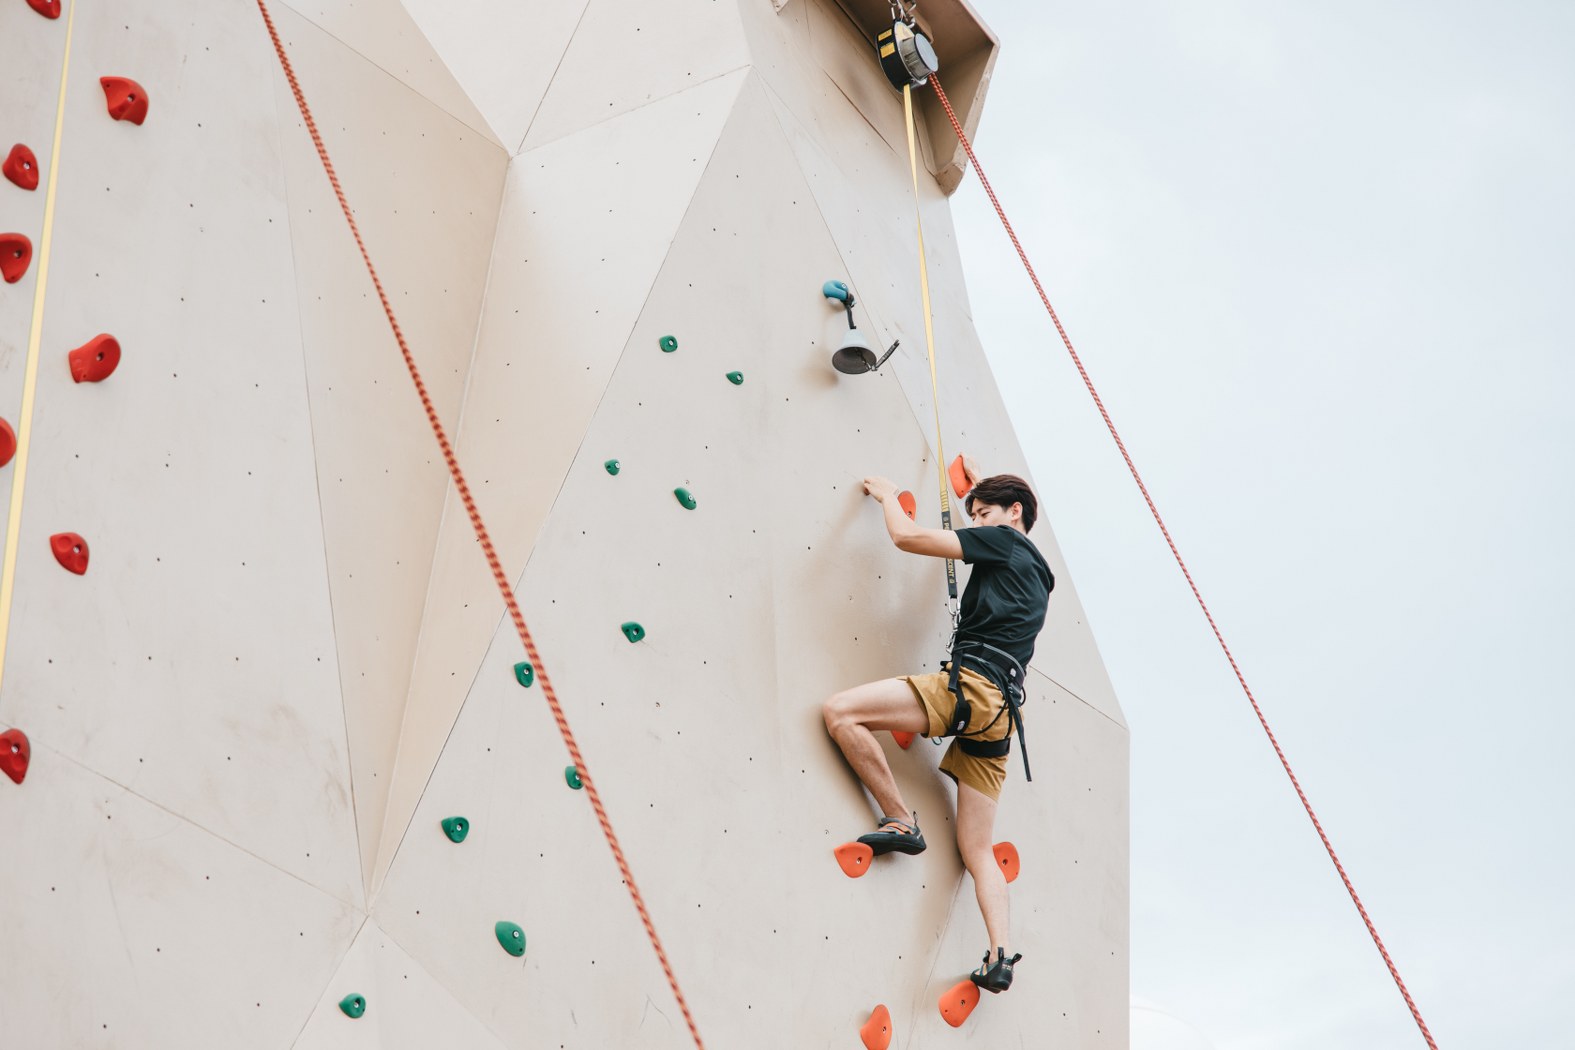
[495,921,527,958]
[726,371,744,385]
[604,459,620,476]
[659,335,678,353]
[441,816,469,843]
[620,621,645,643]
[338,994,366,1019]
[514,661,535,688]
[673,487,697,510]
[564,765,583,790]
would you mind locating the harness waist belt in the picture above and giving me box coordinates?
[958,735,1011,759]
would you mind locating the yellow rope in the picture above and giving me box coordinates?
[902,82,957,598]
[0,0,76,696]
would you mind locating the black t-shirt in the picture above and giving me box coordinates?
[954,525,1054,669]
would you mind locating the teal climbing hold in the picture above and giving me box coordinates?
[514,661,535,688]
[726,371,744,385]
[659,335,678,353]
[441,816,469,843]
[673,487,697,510]
[495,921,527,958]
[564,765,583,790]
[338,994,366,1019]
[620,621,645,643]
[604,459,620,476]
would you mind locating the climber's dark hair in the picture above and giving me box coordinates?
[965,474,1038,532]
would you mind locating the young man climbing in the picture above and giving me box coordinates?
[822,469,1053,994]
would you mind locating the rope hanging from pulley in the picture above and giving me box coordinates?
[900,80,957,601]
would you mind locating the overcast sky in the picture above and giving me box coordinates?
[951,2,1574,1048]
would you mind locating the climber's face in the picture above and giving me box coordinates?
[969,501,1023,531]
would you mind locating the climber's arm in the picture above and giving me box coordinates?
[863,476,965,560]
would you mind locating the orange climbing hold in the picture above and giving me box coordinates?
[993,841,1020,883]
[948,454,973,500]
[26,0,61,18]
[3,145,39,191]
[0,419,15,468]
[938,979,980,1027]
[100,77,149,125]
[859,1004,893,1050]
[49,533,88,575]
[892,731,915,750]
[69,334,120,383]
[1,233,31,284]
[897,490,916,521]
[834,842,873,879]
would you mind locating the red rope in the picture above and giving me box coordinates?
[253,4,705,1045]
[928,75,1438,1050]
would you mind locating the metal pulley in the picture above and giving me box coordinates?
[876,17,939,90]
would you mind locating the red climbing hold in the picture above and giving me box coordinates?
[948,454,973,500]
[892,731,915,750]
[834,842,874,879]
[993,841,1020,884]
[859,1004,893,1050]
[0,419,15,468]
[1,728,29,784]
[3,145,39,191]
[69,334,120,383]
[100,77,149,125]
[0,233,31,284]
[938,979,980,1027]
[26,0,61,18]
[50,532,88,575]
[897,490,916,521]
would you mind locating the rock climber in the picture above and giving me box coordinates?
[822,465,1053,995]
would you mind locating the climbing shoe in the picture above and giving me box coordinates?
[970,948,1022,993]
[856,815,926,856]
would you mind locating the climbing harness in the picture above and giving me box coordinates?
[941,636,1032,782]
[252,3,705,1047]
[925,71,1439,1050]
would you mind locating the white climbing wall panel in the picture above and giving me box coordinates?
[1,0,364,912]
[292,923,512,1050]
[0,750,363,1048]
[0,1,1127,1047]
[517,0,752,153]
[269,1,510,893]
[273,0,499,146]
[372,68,750,891]
[399,0,591,152]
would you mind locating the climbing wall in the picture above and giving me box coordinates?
[0,1,1127,1048]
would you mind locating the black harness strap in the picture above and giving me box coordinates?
[944,657,974,736]
[943,641,1032,782]
[957,735,1010,759]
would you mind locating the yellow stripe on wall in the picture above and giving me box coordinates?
[0,0,77,696]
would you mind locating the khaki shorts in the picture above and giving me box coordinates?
[901,665,1011,802]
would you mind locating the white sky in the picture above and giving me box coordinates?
[952,2,1574,1047]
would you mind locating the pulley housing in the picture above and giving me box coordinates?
[876,19,939,89]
